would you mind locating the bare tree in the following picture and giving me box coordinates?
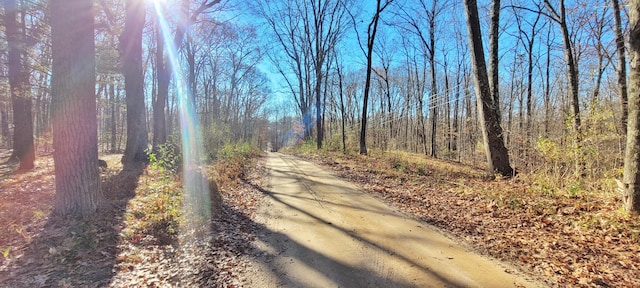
[256,0,312,136]
[463,0,513,177]
[544,0,584,176]
[153,9,168,151]
[257,0,347,149]
[586,1,612,110]
[398,0,446,157]
[372,33,395,150]
[308,0,348,149]
[153,0,223,151]
[512,2,545,158]
[357,0,394,155]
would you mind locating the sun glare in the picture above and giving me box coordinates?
[151,0,212,242]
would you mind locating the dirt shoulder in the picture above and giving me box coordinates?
[240,152,541,287]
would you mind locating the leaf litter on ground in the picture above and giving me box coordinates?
[0,151,267,287]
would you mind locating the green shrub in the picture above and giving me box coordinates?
[217,142,258,160]
[298,139,317,154]
[203,123,233,160]
[148,137,182,175]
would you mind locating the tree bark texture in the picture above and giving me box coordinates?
[463,0,513,177]
[121,0,149,169]
[4,0,34,171]
[623,0,640,213]
[1,105,9,147]
[50,0,100,216]
[613,0,629,134]
[428,0,438,158]
[488,0,500,121]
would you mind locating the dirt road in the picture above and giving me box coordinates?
[242,153,540,288]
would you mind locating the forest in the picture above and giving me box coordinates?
[1,0,640,286]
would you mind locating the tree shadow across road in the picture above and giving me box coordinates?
[241,179,467,288]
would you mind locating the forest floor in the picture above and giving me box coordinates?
[291,149,640,287]
[0,150,266,287]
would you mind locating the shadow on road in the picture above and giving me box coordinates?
[242,178,467,288]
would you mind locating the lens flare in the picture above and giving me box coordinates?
[152,2,211,240]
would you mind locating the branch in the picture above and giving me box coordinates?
[174,0,223,48]
[504,4,555,22]
[542,0,562,23]
[97,0,118,34]
[343,1,367,57]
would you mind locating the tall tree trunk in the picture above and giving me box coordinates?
[385,72,392,144]
[428,0,438,158]
[622,0,640,214]
[590,48,605,110]
[4,0,34,171]
[589,6,609,114]
[360,0,391,155]
[315,4,324,150]
[414,60,428,155]
[185,34,197,108]
[337,63,346,153]
[50,0,100,216]
[316,65,323,149]
[544,25,552,137]
[488,0,501,120]
[463,0,513,177]
[444,62,451,155]
[153,13,168,151]
[463,72,474,157]
[525,36,534,157]
[1,104,9,148]
[34,70,46,138]
[121,0,149,169]
[519,10,541,162]
[613,0,629,134]
[109,82,117,153]
[453,69,460,153]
